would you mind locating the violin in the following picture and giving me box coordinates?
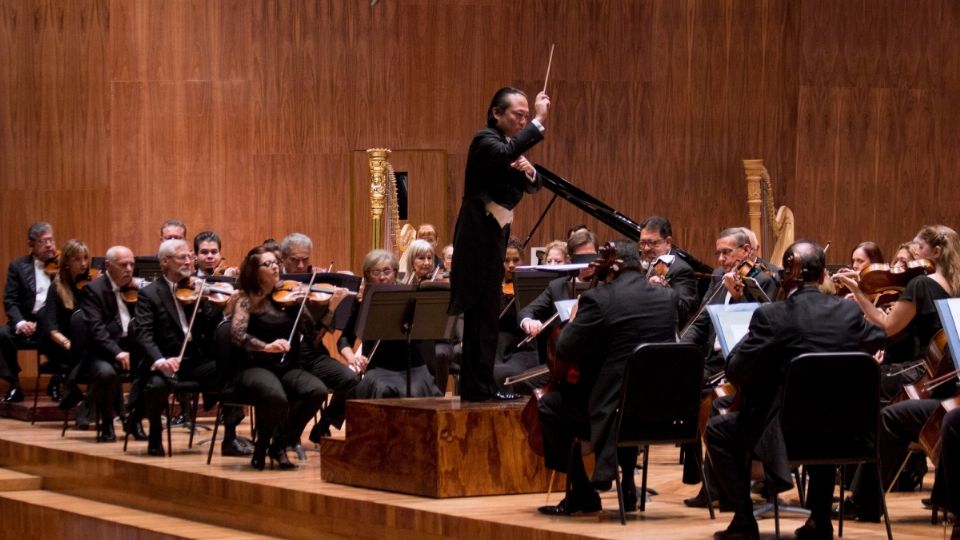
[857,259,935,294]
[272,280,354,308]
[175,277,236,306]
[120,284,140,306]
[75,268,102,290]
[44,251,60,277]
[502,281,515,298]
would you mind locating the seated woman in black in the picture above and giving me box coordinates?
[230,245,327,470]
[338,249,442,399]
[839,224,960,519]
[40,239,91,402]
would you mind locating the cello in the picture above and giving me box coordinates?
[519,243,621,456]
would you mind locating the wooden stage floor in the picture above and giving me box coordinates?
[0,406,949,539]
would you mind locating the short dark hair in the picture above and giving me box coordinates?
[193,231,221,253]
[640,215,672,239]
[567,229,597,254]
[566,223,589,238]
[782,240,826,284]
[506,237,523,253]
[614,239,642,270]
[486,87,527,128]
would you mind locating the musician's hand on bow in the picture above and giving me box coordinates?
[351,354,369,375]
[534,91,550,124]
[722,271,743,300]
[521,318,544,337]
[263,339,290,354]
[835,272,860,293]
[154,356,180,375]
[568,299,580,322]
[873,349,885,365]
[648,274,668,287]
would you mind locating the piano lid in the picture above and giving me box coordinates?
[535,164,713,274]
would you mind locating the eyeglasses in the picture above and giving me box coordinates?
[638,239,665,248]
[171,254,194,262]
[369,268,395,277]
[259,259,279,268]
[714,246,745,257]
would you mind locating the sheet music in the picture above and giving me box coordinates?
[935,298,960,371]
[707,303,761,357]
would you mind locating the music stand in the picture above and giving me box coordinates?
[356,284,454,396]
[513,269,562,314]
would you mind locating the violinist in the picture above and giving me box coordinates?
[194,231,238,278]
[512,230,599,394]
[416,223,442,269]
[39,239,92,403]
[337,249,442,399]
[542,240,568,265]
[1,222,58,402]
[840,225,960,522]
[850,241,885,272]
[892,241,920,269]
[160,219,187,242]
[401,240,436,285]
[638,215,699,326]
[492,239,537,396]
[279,233,315,274]
[706,241,885,540]
[78,246,137,443]
[439,244,454,277]
[449,86,550,402]
[130,240,225,456]
[537,239,677,516]
[230,246,327,470]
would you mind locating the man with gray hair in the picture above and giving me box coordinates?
[280,233,314,274]
[0,222,58,402]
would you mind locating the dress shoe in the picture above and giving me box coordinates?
[269,446,298,470]
[123,417,148,441]
[147,432,165,456]
[537,492,602,516]
[712,520,759,540]
[221,437,254,457]
[57,389,85,411]
[795,518,834,540]
[4,384,23,403]
[98,423,117,443]
[833,496,879,523]
[46,378,62,402]
[492,391,521,401]
[169,413,189,428]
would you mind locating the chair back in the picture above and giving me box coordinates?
[615,343,705,446]
[780,352,879,464]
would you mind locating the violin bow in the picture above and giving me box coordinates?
[281,271,319,364]
[171,277,207,377]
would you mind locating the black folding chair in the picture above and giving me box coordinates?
[613,342,712,524]
[206,318,256,465]
[776,352,894,540]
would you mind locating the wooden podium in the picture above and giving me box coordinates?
[320,398,560,498]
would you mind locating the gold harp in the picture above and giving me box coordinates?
[367,148,414,257]
[744,159,794,265]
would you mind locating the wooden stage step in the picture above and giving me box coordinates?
[0,490,271,539]
[0,467,42,491]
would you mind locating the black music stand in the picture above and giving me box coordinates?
[356,284,454,397]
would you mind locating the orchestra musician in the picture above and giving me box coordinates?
[0,222,58,402]
[279,233,315,274]
[130,239,232,456]
[194,231,238,278]
[707,240,885,540]
[78,246,137,443]
[839,225,960,522]
[439,244,454,276]
[512,230,599,394]
[337,249,442,399]
[935,408,960,540]
[492,239,538,394]
[230,245,327,470]
[449,86,550,402]
[542,240,568,264]
[892,241,920,269]
[537,239,677,516]
[39,239,91,403]
[639,215,699,326]
[160,219,186,241]
[850,241,885,272]
[401,240,436,285]
[416,223,442,269]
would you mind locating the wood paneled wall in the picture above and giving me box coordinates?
[2,0,959,311]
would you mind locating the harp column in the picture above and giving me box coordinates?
[743,159,764,258]
[367,148,392,250]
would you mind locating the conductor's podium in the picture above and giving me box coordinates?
[320,397,560,498]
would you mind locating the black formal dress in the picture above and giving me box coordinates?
[449,120,543,401]
[78,275,132,426]
[509,275,576,393]
[38,282,81,379]
[0,255,50,384]
[705,286,885,531]
[538,270,678,487]
[229,296,327,450]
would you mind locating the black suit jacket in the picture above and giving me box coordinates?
[555,270,678,481]
[3,255,40,328]
[449,122,543,314]
[79,275,128,364]
[727,286,885,490]
[664,253,698,326]
[131,279,219,376]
